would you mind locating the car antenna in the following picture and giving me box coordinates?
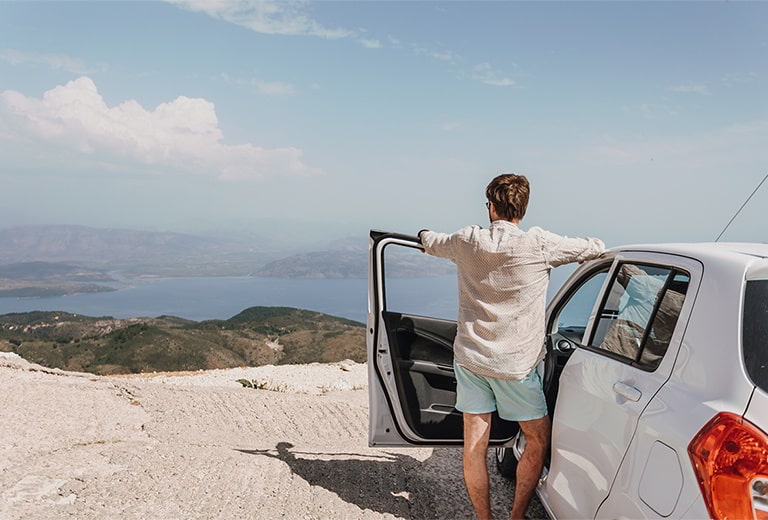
[715,172,768,242]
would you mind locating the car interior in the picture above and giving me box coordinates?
[382,310,519,442]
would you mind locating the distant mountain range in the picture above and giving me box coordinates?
[0,224,357,280]
[0,225,452,296]
[0,225,263,273]
[254,250,366,278]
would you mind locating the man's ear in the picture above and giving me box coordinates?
[488,203,498,221]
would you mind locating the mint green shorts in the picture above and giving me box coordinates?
[453,361,547,421]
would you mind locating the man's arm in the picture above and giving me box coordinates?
[418,229,458,260]
[542,230,606,268]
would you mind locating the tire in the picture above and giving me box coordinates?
[495,446,518,479]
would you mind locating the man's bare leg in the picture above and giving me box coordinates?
[510,415,550,519]
[463,412,493,519]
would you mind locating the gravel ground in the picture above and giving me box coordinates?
[0,352,547,519]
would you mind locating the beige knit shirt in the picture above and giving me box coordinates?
[421,221,605,380]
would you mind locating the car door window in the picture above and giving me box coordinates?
[589,263,690,371]
[382,244,456,320]
[553,268,609,345]
[743,279,768,392]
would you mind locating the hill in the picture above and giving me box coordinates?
[254,250,366,278]
[0,307,365,375]
[0,224,279,277]
[0,261,118,297]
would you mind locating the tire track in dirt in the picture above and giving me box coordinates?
[133,381,369,449]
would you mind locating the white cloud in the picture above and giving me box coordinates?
[622,103,679,119]
[0,77,321,181]
[581,121,768,170]
[430,50,460,63]
[221,73,296,95]
[669,83,710,95]
[252,79,296,95]
[359,38,383,49]
[722,72,759,86]
[167,0,353,39]
[441,122,461,132]
[413,45,461,65]
[471,63,516,87]
[0,48,102,74]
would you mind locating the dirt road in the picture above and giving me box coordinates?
[0,353,545,519]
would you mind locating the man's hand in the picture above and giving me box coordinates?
[417,229,429,252]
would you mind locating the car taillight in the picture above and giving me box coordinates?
[689,412,768,520]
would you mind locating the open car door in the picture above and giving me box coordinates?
[367,230,519,447]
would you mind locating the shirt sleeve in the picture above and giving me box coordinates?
[419,229,458,261]
[538,229,606,268]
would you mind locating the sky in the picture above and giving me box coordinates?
[1,0,767,248]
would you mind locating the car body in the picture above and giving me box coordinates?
[367,230,768,519]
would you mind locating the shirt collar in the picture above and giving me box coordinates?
[490,219,520,230]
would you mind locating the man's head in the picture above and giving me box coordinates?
[485,173,530,222]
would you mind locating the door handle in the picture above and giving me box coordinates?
[613,381,642,402]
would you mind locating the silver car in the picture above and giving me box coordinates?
[367,230,768,519]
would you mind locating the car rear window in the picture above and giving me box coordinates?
[743,280,768,392]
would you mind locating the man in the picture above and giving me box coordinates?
[419,174,605,519]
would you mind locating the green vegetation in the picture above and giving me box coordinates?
[0,307,365,375]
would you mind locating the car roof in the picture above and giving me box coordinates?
[612,242,768,262]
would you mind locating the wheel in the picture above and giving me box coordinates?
[495,446,518,479]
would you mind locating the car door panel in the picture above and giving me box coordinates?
[545,253,701,519]
[382,311,463,439]
[596,261,731,519]
[549,348,667,518]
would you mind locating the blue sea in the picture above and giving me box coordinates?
[0,268,573,324]
[0,275,460,324]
